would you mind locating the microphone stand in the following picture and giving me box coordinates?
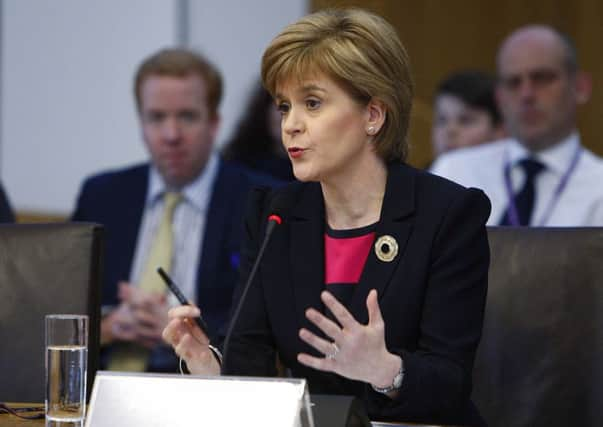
[221,215,281,371]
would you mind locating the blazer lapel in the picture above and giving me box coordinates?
[349,163,416,323]
[289,183,326,335]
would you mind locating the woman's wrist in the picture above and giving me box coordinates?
[370,352,403,390]
[184,348,222,376]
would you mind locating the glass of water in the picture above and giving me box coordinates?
[45,314,88,423]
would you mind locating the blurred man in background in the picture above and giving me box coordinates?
[431,25,602,226]
[72,48,277,372]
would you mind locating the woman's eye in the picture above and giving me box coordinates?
[277,102,290,114]
[306,98,321,110]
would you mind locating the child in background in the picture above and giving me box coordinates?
[431,70,505,157]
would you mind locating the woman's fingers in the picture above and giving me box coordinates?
[162,309,209,350]
[298,328,338,357]
[321,291,357,330]
[297,352,334,372]
[162,318,184,346]
[174,332,201,360]
[304,308,343,342]
[366,289,384,329]
[297,290,391,385]
[183,318,209,344]
[168,305,201,320]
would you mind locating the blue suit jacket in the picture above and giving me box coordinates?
[72,159,278,368]
[0,182,14,223]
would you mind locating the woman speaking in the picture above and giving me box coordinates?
[163,8,490,426]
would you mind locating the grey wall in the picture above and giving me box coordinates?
[0,0,306,215]
[186,0,306,147]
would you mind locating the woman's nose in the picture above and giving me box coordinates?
[282,108,303,136]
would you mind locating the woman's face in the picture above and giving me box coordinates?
[275,73,376,183]
[432,94,501,156]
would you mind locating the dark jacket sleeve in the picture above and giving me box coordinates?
[0,182,15,223]
[366,188,490,425]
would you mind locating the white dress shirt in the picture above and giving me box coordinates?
[430,132,603,226]
[130,152,220,305]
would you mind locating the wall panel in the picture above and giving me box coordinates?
[313,0,602,168]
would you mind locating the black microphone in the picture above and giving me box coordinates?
[221,190,289,372]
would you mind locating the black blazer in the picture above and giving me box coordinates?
[223,162,491,426]
[72,159,277,345]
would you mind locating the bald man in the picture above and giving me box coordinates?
[431,25,603,226]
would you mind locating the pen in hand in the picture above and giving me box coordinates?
[156,267,211,338]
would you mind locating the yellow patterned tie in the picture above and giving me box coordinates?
[107,192,182,371]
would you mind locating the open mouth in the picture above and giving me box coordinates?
[287,147,305,158]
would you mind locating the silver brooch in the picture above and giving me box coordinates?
[374,235,398,262]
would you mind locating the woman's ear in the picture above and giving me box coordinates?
[366,98,386,136]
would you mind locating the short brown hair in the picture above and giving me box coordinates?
[134,48,222,118]
[261,8,414,162]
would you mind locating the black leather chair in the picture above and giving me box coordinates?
[473,227,603,427]
[0,223,103,402]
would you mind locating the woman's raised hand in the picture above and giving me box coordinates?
[162,305,221,375]
[297,289,402,391]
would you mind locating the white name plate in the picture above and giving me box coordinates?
[85,371,314,427]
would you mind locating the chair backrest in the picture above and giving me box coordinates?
[473,227,603,427]
[0,222,103,402]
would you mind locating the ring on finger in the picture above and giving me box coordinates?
[326,342,340,360]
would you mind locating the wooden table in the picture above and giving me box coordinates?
[2,403,447,426]
[1,404,85,426]
[0,403,45,427]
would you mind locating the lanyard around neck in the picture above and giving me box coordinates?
[503,145,582,226]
